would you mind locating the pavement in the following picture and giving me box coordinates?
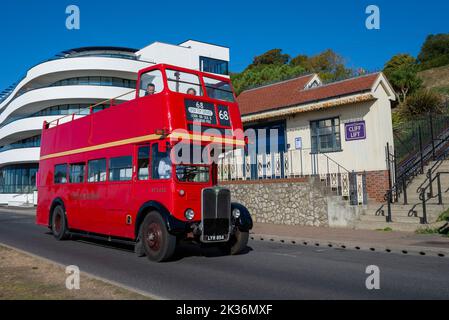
[0,208,448,299]
[251,223,449,257]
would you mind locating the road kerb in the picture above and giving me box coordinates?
[250,233,449,258]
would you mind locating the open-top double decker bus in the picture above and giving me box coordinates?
[36,64,253,262]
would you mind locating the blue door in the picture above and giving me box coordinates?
[244,120,286,179]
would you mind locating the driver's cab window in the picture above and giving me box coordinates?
[166,69,203,96]
[139,69,164,97]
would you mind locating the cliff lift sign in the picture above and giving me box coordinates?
[345,121,366,141]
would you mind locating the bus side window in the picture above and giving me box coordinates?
[137,146,150,180]
[69,163,85,183]
[139,70,164,98]
[87,159,107,183]
[152,144,172,180]
[109,156,133,181]
[54,164,68,184]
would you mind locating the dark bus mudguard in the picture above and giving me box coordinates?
[231,202,253,232]
[135,201,189,238]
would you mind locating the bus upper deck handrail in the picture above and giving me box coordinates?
[44,89,136,129]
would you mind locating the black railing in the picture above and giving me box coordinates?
[413,172,449,224]
[379,112,449,222]
[218,148,367,205]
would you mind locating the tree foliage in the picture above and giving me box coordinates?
[418,33,449,70]
[249,49,290,68]
[383,54,417,78]
[383,54,422,103]
[232,48,354,95]
[231,64,306,95]
[290,49,353,82]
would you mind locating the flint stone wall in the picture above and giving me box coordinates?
[221,178,329,227]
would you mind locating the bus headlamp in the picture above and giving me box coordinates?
[185,209,195,221]
[232,208,241,219]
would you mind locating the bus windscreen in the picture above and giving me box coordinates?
[203,76,235,102]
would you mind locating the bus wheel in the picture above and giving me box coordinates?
[51,206,69,240]
[219,229,249,255]
[142,211,176,262]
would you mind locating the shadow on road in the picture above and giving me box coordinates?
[171,241,253,261]
[44,231,253,261]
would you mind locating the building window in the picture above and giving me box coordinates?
[200,57,228,75]
[16,77,137,98]
[310,117,341,153]
[109,156,133,181]
[0,164,38,194]
[50,76,136,89]
[70,163,85,183]
[87,159,107,182]
[54,164,68,184]
[0,135,41,153]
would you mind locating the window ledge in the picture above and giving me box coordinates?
[309,149,343,155]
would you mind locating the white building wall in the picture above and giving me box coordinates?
[136,40,229,73]
[285,87,394,175]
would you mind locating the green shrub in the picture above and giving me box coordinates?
[437,209,449,222]
[400,89,445,119]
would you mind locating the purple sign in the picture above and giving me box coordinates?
[345,121,366,141]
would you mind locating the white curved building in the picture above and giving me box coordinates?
[0,40,230,205]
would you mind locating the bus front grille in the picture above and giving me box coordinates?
[201,187,231,243]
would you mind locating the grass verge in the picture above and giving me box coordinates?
[0,245,150,300]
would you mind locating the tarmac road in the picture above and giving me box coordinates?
[0,210,448,300]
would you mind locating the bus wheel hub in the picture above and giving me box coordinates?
[146,223,162,250]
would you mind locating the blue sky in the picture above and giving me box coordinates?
[0,0,448,90]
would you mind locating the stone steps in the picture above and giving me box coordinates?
[357,159,449,232]
[354,221,422,232]
[366,202,445,210]
[359,214,422,224]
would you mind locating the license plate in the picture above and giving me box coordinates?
[205,234,227,242]
[202,218,230,243]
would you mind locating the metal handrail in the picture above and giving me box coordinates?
[378,122,449,223]
[416,148,449,194]
[414,171,449,224]
[388,131,449,200]
[45,89,135,128]
[317,151,351,174]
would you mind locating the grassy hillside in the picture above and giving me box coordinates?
[418,65,449,96]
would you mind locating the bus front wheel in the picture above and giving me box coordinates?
[219,229,249,255]
[142,211,176,262]
[51,205,69,240]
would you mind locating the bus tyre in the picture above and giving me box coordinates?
[142,211,176,262]
[134,224,146,257]
[51,205,69,240]
[220,229,249,255]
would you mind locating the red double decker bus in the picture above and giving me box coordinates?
[36,64,252,262]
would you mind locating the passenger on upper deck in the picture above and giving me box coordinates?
[187,88,197,96]
[145,83,156,96]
